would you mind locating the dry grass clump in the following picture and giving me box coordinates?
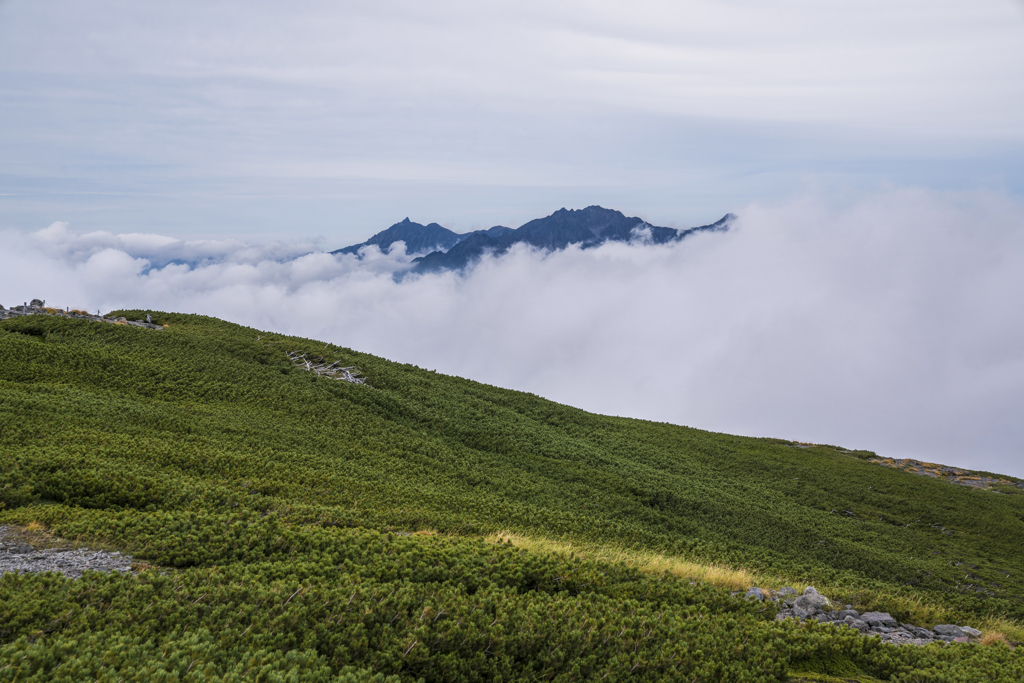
[486,531,758,591]
[975,616,1024,647]
[979,632,1010,647]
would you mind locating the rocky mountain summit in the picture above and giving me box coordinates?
[0,299,164,329]
[331,218,514,257]
[869,456,1024,492]
[333,206,735,272]
[746,585,984,646]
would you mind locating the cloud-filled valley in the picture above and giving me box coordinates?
[4,189,1023,477]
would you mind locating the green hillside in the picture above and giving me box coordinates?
[1,311,1022,681]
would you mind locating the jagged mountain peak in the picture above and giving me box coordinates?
[332,206,734,271]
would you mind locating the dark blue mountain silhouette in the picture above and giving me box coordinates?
[333,206,734,272]
[331,218,513,257]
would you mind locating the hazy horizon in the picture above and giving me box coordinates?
[4,188,1024,479]
[2,1,1023,477]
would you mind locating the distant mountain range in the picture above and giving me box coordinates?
[332,206,735,272]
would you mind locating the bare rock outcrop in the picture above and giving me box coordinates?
[744,584,982,646]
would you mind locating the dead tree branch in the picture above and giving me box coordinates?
[286,351,368,385]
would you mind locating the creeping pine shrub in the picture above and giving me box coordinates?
[1,312,1023,681]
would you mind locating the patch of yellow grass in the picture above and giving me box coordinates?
[482,532,1024,640]
[486,531,758,592]
[975,616,1024,646]
[24,521,47,533]
[979,632,1010,647]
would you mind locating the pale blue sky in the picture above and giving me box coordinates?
[2,0,1023,242]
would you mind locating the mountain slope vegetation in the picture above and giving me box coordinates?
[1,311,1022,681]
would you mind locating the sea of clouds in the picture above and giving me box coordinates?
[3,189,1023,477]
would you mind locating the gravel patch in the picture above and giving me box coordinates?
[0,526,134,579]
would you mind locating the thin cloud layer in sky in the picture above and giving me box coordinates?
[1,1,1023,237]
[3,189,1023,478]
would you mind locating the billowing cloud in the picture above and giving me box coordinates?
[3,189,1023,477]
[29,222,324,269]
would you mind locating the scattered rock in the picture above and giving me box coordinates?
[845,617,869,632]
[0,300,163,329]
[933,624,966,638]
[868,456,1024,492]
[750,585,981,647]
[793,588,832,616]
[745,587,767,601]
[861,612,898,628]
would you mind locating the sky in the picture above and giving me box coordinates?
[2,1,1024,476]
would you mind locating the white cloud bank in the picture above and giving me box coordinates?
[3,189,1023,477]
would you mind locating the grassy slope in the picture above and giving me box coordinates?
[0,311,1022,682]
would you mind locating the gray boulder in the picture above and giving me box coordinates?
[933,624,965,638]
[961,626,982,638]
[860,612,898,628]
[844,617,869,632]
[837,610,860,621]
[745,587,766,602]
[793,590,832,616]
[792,605,815,619]
[776,587,797,599]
